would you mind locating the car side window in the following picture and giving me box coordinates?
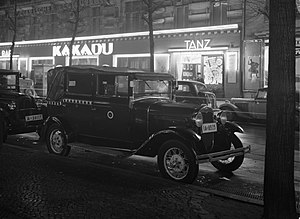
[256,90,267,99]
[67,73,93,95]
[176,84,192,96]
[97,75,116,96]
[116,76,128,96]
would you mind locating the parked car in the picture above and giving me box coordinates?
[219,88,299,129]
[0,69,47,142]
[174,80,218,110]
[41,65,250,183]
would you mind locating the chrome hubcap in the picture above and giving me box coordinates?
[50,129,64,153]
[164,147,189,180]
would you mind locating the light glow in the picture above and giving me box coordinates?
[0,24,239,46]
[168,47,228,52]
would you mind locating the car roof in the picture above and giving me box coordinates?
[51,65,174,81]
[177,80,207,88]
[0,69,19,75]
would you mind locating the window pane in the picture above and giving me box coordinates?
[68,73,92,95]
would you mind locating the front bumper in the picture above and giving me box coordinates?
[196,145,251,164]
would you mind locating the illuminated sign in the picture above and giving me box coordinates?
[53,43,113,57]
[1,50,11,57]
[184,39,211,50]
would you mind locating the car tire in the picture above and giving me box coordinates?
[46,123,70,156]
[211,134,244,172]
[158,140,198,183]
[220,106,236,121]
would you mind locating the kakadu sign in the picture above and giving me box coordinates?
[53,43,113,56]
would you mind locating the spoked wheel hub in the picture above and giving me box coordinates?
[164,147,189,180]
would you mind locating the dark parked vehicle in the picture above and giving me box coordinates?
[174,80,218,109]
[0,69,46,142]
[41,65,250,183]
[219,88,299,129]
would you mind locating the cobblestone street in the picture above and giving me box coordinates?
[0,141,264,219]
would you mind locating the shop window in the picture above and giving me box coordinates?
[117,57,150,71]
[67,73,93,95]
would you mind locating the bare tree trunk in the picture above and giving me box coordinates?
[9,0,17,70]
[69,0,80,66]
[148,0,154,72]
[264,0,297,218]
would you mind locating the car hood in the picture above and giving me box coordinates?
[131,97,205,135]
[132,97,199,117]
[0,90,26,99]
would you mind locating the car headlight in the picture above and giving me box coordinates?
[220,111,227,125]
[8,101,17,110]
[193,111,203,127]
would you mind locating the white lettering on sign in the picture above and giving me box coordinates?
[53,43,114,56]
[1,50,11,57]
[184,39,211,50]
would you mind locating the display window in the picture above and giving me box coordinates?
[0,58,18,70]
[66,56,98,66]
[114,54,169,73]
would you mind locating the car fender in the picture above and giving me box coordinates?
[40,116,72,142]
[219,102,240,112]
[224,121,244,133]
[135,127,201,157]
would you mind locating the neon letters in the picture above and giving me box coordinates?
[53,43,113,56]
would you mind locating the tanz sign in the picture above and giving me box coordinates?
[53,43,113,56]
[184,39,211,50]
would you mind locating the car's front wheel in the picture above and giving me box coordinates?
[211,134,244,172]
[46,123,70,156]
[158,140,198,183]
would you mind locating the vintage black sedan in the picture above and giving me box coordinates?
[41,65,250,183]
[0,69,46,142]
[174,80,218,109]
[219,88,299,129]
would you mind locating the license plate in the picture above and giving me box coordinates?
[25,114,43,122]
[202,123,217,133]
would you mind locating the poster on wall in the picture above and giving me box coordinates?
[244,40,263,90]
[203,55,224,97]
[203,55,223,85]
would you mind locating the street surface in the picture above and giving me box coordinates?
[0,124,299,218]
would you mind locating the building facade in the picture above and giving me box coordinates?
[1,0,297,98]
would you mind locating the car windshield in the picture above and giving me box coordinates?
[132,79,172,99]
[0,74,18,91]
[195,83,208,92]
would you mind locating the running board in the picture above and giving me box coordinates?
[68,142,135,158]
[196,145,251,164]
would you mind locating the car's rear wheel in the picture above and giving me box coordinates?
[46,123,70,156]
[158,140,198,183]
[211,134,244,172]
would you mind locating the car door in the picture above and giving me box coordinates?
[91,74,132,149]
[249,89,267,120]
[64,71,94,136]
